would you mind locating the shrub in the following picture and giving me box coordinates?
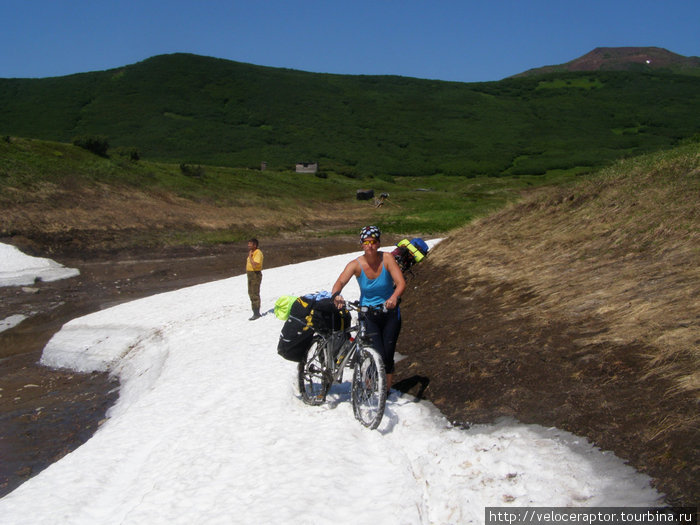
[180,163,205,178]
[113,146,140,161]
[73,135,109,157]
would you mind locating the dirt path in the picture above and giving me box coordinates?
[0,236,360,497]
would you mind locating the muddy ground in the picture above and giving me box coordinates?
[1,236,696,506]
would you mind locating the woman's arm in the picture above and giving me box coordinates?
[383,252,406,309]
[331,259,359,307]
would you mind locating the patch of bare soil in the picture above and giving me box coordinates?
[0,183,376,257]
[396,262,698,507]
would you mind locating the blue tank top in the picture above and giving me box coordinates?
[357,259,395,306]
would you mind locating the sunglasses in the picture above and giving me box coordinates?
[362,239,379,246]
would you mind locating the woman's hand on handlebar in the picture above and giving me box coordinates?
[333,293,345,309]
[384,295,400,310]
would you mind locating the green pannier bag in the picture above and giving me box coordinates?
[274,295,298,321]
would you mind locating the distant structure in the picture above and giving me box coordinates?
[356,189,374,201]
[295,162,318,174]
[374,192,389,207]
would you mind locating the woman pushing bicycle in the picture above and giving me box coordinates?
[332,226,406,392]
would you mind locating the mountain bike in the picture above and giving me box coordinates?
[297,301,387,429]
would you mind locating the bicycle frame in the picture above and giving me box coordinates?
[316,302,378,385]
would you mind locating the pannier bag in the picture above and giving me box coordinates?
[276,293,351,362]
[392,238,429,273]
[277,297,315,362]
[274,295,297,321]
[309,298,351,335]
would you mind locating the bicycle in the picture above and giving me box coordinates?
[297,301,387,429]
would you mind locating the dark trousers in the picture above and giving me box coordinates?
[363,307,401,374]
[247,271,262,313]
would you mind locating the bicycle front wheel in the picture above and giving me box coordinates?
[351,345,387,429]
[298,338,330,406]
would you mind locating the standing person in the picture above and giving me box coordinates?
[246,238,264,320]
[331,226,405,391]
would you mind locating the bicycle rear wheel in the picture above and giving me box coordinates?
[298,338,330,405]
[351,345,387,429]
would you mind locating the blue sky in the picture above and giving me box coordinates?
[1,0,698,82]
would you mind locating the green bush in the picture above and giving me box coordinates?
[72,135,109,157]
[180,163,205,178]
[113,146,140,161]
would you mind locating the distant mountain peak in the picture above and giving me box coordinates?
[514,46,700,77]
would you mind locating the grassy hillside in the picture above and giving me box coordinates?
[399,141,699,504]
[0,136,579,252]
[1,53,699,178]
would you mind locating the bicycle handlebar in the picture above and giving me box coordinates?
[332,292,390,314]
[344,301,388,314]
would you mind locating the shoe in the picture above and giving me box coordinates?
[249,313,261,321]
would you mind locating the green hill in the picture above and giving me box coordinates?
[2,53,699,177]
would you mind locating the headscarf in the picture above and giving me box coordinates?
[360,225,381,242]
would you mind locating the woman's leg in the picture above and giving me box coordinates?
[364,309,401,391]
[381,308,401,391]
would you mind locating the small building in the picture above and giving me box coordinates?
[295,162,318,174]
[356,189,374,201]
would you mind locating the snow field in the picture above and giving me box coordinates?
[0,246,661,524]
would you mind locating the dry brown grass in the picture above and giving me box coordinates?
[0,181,374,246]
[431,144,699,400]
